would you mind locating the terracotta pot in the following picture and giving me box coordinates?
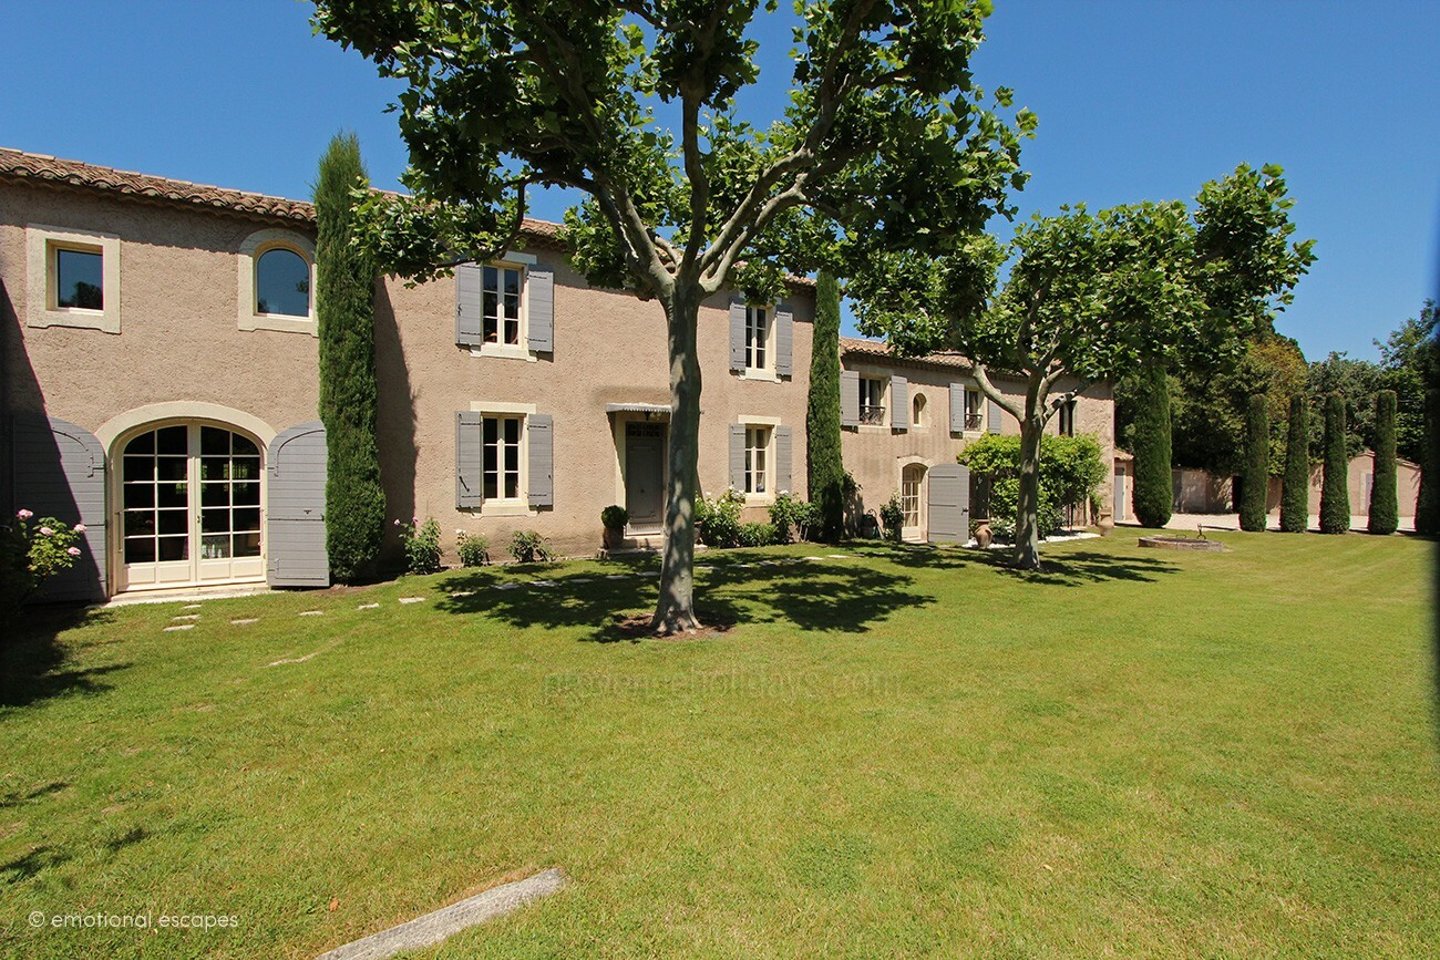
[973,520,993,549]
[1097,511,1115,537]
[602,526,624,550]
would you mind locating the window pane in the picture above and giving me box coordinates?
[232,482,260,506]
[504,293,519,320]
[201,534,231,560]
[231,457,260,481]
[504,418,520,444]
[157,482,187,509]
[158,536,189,562]
[235,532,262,558]
[200,482,229,507]
[232,434,258,457]
[233,508,261,532]
[483,475,498,499]
[123,483,154,510]
[201,508,230,534]
[483,266,498,291]
[504,268,520,296]
[56,248,103,309]
[157,458,188,483]
[255,248,310,317]
[157,510,188,535]
[125,431,154,455]
[157,426,187,455]
[201,426,229,456]
[123,455,155,482]
[123,511,154,536]
[504,472,519,499]
[124,537,155,564]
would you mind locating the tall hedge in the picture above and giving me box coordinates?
[1239,392,1269,531]
[315,132,385,581]
[1318,392,1350,534]
[1367,390,1398,535]
[1417,388,1440,536]
[806,271,845,542]
[1279,394,1309,532]
[1130,359,1173,528]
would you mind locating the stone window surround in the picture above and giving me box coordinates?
[26,223,122,334]
[466,400,538,517]
[740,302,778,382]
[738,413,782,505]
[469,249,538,362]
[238,228,316,335]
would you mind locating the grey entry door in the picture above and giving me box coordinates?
[625,421,666,530]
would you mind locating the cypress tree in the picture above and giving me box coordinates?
[806,272,846,542]
[1367,390,1398,535]
[1417,388,1440,535]
[1319,392,1350,534]
[1280,395,1309,532]
[1239,392,1269,531]
[315,132,385,581]
[1131,359,1173,528]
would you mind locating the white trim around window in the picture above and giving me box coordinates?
[739,413,781,505]
[467,401,538,516]
[238,228,316,335]
[469,250,538,362]
[741,303,778,381]
[26,223,122,333]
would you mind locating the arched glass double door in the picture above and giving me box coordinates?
[118,423,264,591]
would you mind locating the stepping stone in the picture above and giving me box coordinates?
[299,610,324,617]
[163,624,194,632]
[231,618,259,626]
[449,590,475,598]
[399,596,425,604]
[529,580,557,588]
[496,583,522,591]
[172,614,201,621]
[569,578,594,584]
[182,603,203,610]
[604,574,629,580]
[804,557,828,562]
[827,554,849,559]
[357,603,380,611]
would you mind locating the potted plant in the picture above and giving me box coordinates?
[600,505,629,549]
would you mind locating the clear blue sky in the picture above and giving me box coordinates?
[3,1,1436,361]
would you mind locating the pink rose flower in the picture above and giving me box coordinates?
[16,509,33,520]
[73,523,87,533]
[67,546,82,557]
[39,526,55,537]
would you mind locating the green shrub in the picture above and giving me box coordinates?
[396,517,441,574]
[1131,359,1173,528]
[738,522,776,547]
[316,132,385,582]
[1239,393,1269,531]
[769,492,816,543]
[1368,390,1398,535]
[456,530,490,567]
[1280,395,1309,532]
[696,488,744,548]
[959,433,1106,539]
[600,504,629,530]
[1,510,85,617]
[806,271,846,543]
[1419,388,1440,536]
[1319,392,1350,534]
[509,530,555,564]
[879,494,906,542]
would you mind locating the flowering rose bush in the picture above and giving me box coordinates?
[1,509,86,616]
[394,517,442,575]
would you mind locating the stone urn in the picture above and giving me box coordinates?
[973,519,993,549]
[1096,511,1115,537]
[602,525,625,550]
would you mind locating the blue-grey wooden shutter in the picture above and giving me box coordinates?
[729,299,747,372]
[949,383,964,433]
[927,462,970,544]
[527,265,554,353]
[456,411,482,508]
[456,262,483,346]
[528,413,554,507]
[774,303,794,377]
[12,414,107,601]
[988,398,1003,434]
[729,423,746,489]
[266,420,329,587]
[891,376,908,430]
[840,370,860,427]
[774,426,793,494]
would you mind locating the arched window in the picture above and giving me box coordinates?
[255,247,311,317]
[912,392,927,428]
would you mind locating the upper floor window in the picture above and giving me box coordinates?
[255,248,311,317]
[912,392,928,428]
[745,305,771,371]
[26,224,121,333]
[55,247,104,310]
[483,264,524,346]
[1058,399,1077,437]
[239,228,316,335]
[964,388,983,432]
[859,376,886,424]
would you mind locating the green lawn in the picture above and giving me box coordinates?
[2,533,1436,958]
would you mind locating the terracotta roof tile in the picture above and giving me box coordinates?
[840,336,975,371]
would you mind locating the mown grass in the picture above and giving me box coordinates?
[1,532,1436,958]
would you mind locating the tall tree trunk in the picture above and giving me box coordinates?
[651,282,704,633]
[1014,419,1044,570]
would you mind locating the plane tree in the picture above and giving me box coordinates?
[848,164,1315,568]
[312,0,1034,631]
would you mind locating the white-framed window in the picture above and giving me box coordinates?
[745,304,773,373]
[901,463,925,529]
[1058,399,1077,437]
[859,377,886,424]
[26,224,122,333]
[482,414,524,501]
[482,263,525,346]
[745,424,772,495]
[964,388,984,432]
[238,228,316,335]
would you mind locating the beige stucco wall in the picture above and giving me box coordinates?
[1299,452,1421,517]
[838,354,1116,532]
[376,250,814,560]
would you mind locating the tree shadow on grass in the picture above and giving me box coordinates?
[842,539,1179,586]
[435,551,929,642]
[1,605,126,709]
